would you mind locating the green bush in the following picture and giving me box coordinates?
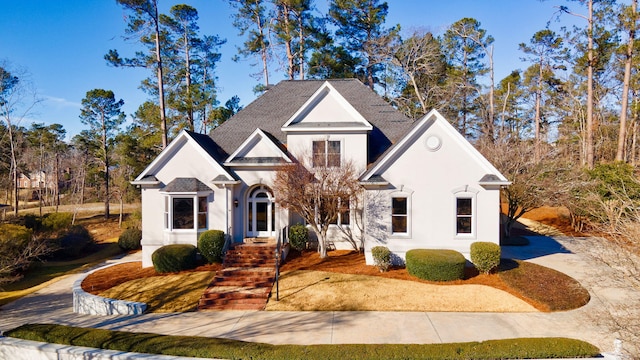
[198,230,225,263]
[0,224,33,254]
[42,212,73,232]
[152,244,198,273]
[471,242,501,274]
[57,225,94,259]
[7,324,601,360]
[123,209,142,230]
[371,246,391,272]
[406,249,466,281]
[289,224,308,251]
[118,228,142,251]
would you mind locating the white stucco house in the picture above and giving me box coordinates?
[132,79,510,267]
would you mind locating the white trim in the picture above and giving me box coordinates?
[453,187,478,239]
[134,130,234,183]
[281,81,373,131]
[225,128,292,163]
[361,109,508,183]
[389,189,413,238]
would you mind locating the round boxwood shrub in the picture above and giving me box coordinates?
[371,246,392,272]
[57,225,94,259]
[152,244,198,273]
[471,241,501,274]
[406,249,466,281]
[198,230,225,263]
[118,228,142,251]
[288,224,308,252]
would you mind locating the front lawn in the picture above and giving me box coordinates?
[6,323,601,360]
[86,250,590,312]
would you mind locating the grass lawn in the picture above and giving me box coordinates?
[6,323,601,360]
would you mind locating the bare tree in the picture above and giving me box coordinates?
[273,155,362,258]
[616,0,638,162]
[0,63,41,216]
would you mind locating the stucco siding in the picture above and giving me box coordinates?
[363,119,502,264]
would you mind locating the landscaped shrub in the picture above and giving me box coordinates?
[152,244,198,273]
[288,224,308,251]
[198,230,225,263]
[118,228,142,251]
[471,242,501,274]
[122,209,142,230]
[42,212,73,232]
[371,246,391,272]
[0,224,33,255]
[56,225,94,259]
[406,249,466,281]
[22,214,42,231]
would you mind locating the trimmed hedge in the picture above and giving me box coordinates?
[118,228,142,251]
[6,324,601,360]
[471,242,501,274]
[406,249,466,281]
[152,244,197,273]
[198,230,225,263]
[371,246,391,272]
[289,224,308,251]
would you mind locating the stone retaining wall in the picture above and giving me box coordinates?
[72,261,147,316]
[0,336,217,360]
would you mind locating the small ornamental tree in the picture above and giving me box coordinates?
[273,154,362,258]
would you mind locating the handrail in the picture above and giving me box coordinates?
[222,226,232,255]
[275,229,281,301]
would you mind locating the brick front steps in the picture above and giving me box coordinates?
[198,243,277,311]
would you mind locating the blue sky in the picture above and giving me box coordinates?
[1,0,581,140]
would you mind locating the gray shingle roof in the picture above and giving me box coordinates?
[163,178,212,192]
[210,79,414,164]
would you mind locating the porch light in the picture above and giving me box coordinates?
[234,198,239,208]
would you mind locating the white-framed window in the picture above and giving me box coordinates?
[163,194,210,231]
[391,196,408,234]
[452,186,478,238]
[456,197,473,235]
[312,139,341,167]
[329,198,350,226]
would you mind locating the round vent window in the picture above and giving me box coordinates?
[425,135,442,151]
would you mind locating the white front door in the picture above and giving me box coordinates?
[247,186,275,238]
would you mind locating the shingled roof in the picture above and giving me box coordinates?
[210,79,414,164]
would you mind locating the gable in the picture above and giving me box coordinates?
[225,128,291,166]
[133,130,234,185]
[282,82,372,132]
[361,109,509,185]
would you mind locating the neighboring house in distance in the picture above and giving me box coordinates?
[18,171,55,190]
[133,79,510,268]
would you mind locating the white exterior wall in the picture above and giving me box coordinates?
[286,132,368,171]
[139,138,231,268]
[363,120,502,265]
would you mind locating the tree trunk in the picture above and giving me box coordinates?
[616,0,637,162]
[585,0,595,169]
[153,0,168,148]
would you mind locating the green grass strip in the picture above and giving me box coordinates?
[6,323,600,360]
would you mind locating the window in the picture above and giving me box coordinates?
[312,140,341,167]
[163,194,210,231]
[391,197,407,234]
[197,196,207,230]
[329,198,350,226]
[173,197,194,229]
[456,198,473,235]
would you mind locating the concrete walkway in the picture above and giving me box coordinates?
[1,235,638,355]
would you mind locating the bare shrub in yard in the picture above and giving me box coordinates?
[0,224,55,286]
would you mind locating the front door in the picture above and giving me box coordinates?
[247,186,275,238]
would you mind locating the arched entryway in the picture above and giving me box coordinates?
[246,185,275,238]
